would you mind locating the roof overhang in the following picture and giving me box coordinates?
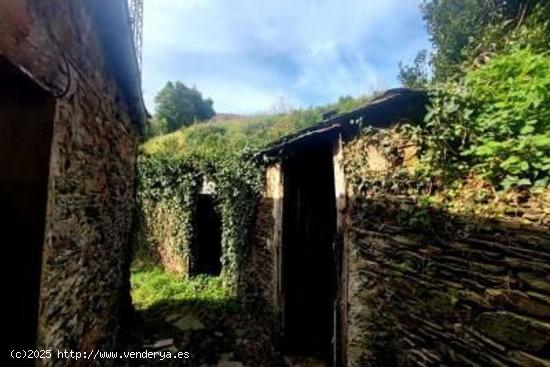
[88,0,148,131]
[258,88,428,159]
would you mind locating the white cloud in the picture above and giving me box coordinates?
[141,0,431,113]
[198,79,304,114]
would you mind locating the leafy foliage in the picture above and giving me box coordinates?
[420,0,539,81]
[411,47,550,191]
[465,48,550,189]
[137,93,377,289]
[398,50,429,89]
[394,0,550,194]
[467,2,550,64]
[153,81,215,134]
[136,155,201,259]
[357,2,550,227]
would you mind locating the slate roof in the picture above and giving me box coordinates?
[258,88,427,158]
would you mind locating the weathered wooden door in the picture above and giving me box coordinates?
[281,143,337,364]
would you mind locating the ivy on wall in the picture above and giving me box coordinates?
[210,157,264,289]
[136,149,264,291]
[136,154,201,263]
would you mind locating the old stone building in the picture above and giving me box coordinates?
[250,89,427,365]
[1,0,146,356]
[250,88,550,366]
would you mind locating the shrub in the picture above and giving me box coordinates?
[416,47,550,190]
[465,47,550,189]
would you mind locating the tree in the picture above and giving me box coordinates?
[398,50,429,89]
[148,116,169,137]
[154,81,215,133]
[420,0,538,81]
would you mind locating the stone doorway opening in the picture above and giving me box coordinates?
[1,57,55,350]
[192,193,222,276]
[281,142,338,365]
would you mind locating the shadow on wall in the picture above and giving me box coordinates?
[345,193,550,366]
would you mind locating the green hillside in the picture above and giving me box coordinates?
[141,94,375,160]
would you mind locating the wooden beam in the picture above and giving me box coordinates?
[333,135,348,367]
[266,163,284,326]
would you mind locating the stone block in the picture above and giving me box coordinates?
[477,312,550,354]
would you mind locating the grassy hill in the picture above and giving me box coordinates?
[141,94,376,160]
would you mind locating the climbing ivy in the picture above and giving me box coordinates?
[211,155,264,288]
[136,154,201,260]
[136,148,264,290]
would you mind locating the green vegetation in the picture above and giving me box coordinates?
[419,0,547,81]
[399,0,550,192]
[464,48,550,189]
[142,93,375,160]
[143,110,320,159]
[398,49,429,89]
[413,47,550,191]
[131,265,235,312]
[343,0,550,230]
[150,81,215,135]
[137,91,377,290]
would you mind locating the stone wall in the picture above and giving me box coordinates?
[1,0,138,355]
[343,130,550,366]
[251,127,549,366]
[243,164,282,311]
[346,205,550,366]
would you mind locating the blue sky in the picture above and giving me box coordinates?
[142,0,431,114]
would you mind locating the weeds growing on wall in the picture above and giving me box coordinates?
[344,8,550,229]
[344,49,549,230]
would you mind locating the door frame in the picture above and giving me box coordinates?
[272,137,347,365]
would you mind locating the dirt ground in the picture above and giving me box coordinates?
[123,302,284,366]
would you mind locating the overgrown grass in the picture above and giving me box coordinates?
[131,266,236,313]
[141,94,377,160]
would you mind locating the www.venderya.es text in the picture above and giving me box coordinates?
[11,349,191,361]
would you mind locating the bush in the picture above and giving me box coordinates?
[416,47,550,190]
[465,47,550,189]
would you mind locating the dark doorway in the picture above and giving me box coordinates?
[1,57,55,351]
[281,142,337,364]
[193,194,222,275]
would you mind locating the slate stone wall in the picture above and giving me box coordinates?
[346,204,550,366]
[1,0,138,355]
[343,132,550,366]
